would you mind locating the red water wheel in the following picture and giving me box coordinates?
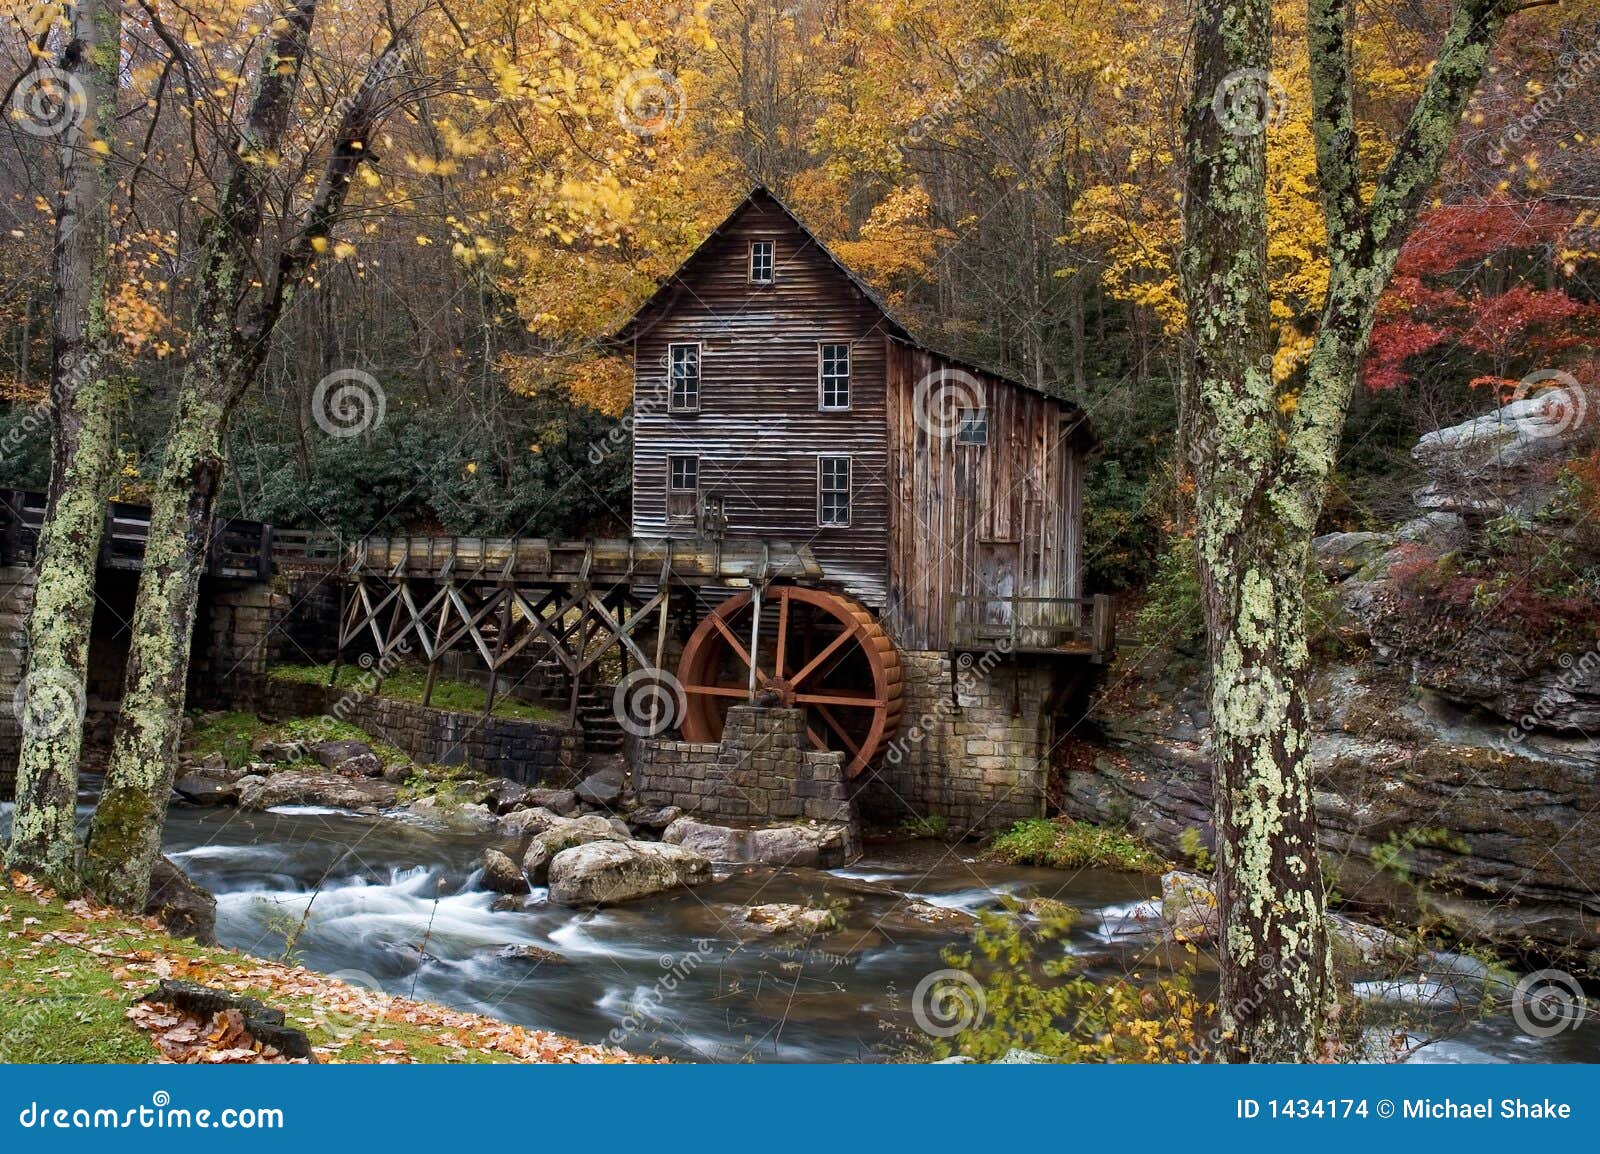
[676,586,904,777]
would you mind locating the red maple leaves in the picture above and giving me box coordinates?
[1364,198,1600,392]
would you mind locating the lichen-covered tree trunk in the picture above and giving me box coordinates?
[1180,0,1332,1063]
[81,8,402,908]
[78,367,230,904]
[5,0,122,889]
[1180,0,1525,1061]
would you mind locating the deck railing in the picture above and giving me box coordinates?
[947,591,1115,663]
[0,488,275,579]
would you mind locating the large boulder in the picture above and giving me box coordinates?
[662,817,854,867]
[498,806,563,838]
[237,769,398,811]
[547,841,711,906]
[403,795,497,831]
[523,788,580,817]
[574,771,624,808]
[521,814,628,883]
[144,857,217,945]
[479,848,530,895]
[1159,870,1218,944]
[307,739,383,777]
[171,773,241,806]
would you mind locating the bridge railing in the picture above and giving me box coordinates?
[947,591,1115,663]
[0,488,275,580]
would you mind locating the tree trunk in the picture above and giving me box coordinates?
[1181,0,1333,1063]
[5,0,122,889]
[1180,0,1524,1060]
[79,376,229,906]
[80,12,403,908]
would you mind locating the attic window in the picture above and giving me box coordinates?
[956,408,988,445]
[749,240,774,284]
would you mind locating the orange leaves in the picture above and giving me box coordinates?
[129,1004,297,1064]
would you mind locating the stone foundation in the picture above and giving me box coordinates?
[190,580,289,713]
[856,649,1073,835]
[637,706,852,826]
[0,565,37,799]
[260,678,582,785]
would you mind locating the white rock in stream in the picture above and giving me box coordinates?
[547,840,712,906]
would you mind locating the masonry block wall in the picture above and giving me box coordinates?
[0,565,36,799]
[189,580,289,713]
[856,649,1061,834]
[260,679,582,785]
[637,705,852,824]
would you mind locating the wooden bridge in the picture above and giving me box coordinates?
[1,488,1112,763]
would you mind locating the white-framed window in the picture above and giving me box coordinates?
[817,455,852,527]
[749,240,774,284]
[819,343,851,410]
[668,343,700,412]
[956,408,988,445]
[667,454,699,526]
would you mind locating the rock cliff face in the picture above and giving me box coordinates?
[1067,396,1600,967]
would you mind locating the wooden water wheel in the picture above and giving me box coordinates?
[675,585,904,776]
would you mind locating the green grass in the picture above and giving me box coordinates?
[990,818,1167,874]
[0,882,506,1064]
[187,710,410,769]
[269,662,562,724]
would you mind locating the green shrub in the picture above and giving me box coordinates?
[990,818,1165,873]
[1135,533,1204,653]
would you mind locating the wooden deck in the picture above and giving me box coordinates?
[947,592,1115,663]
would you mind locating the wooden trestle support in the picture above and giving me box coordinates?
[330,535,827,732]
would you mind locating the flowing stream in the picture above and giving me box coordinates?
[3,793,1592,1063]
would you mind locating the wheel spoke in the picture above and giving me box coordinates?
[794,690,883,707]
[683,683,750,698]
[773,588,790,679]
[812,703,862,758]
[789,627,853,687]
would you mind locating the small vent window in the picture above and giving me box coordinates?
[749,240,774,284]
[956,408,988,445]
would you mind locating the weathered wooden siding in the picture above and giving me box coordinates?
[882,339,1088,651]
[630,195,891,608]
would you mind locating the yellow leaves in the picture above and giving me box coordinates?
[333,241,356,260]
[310,236,330,253]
